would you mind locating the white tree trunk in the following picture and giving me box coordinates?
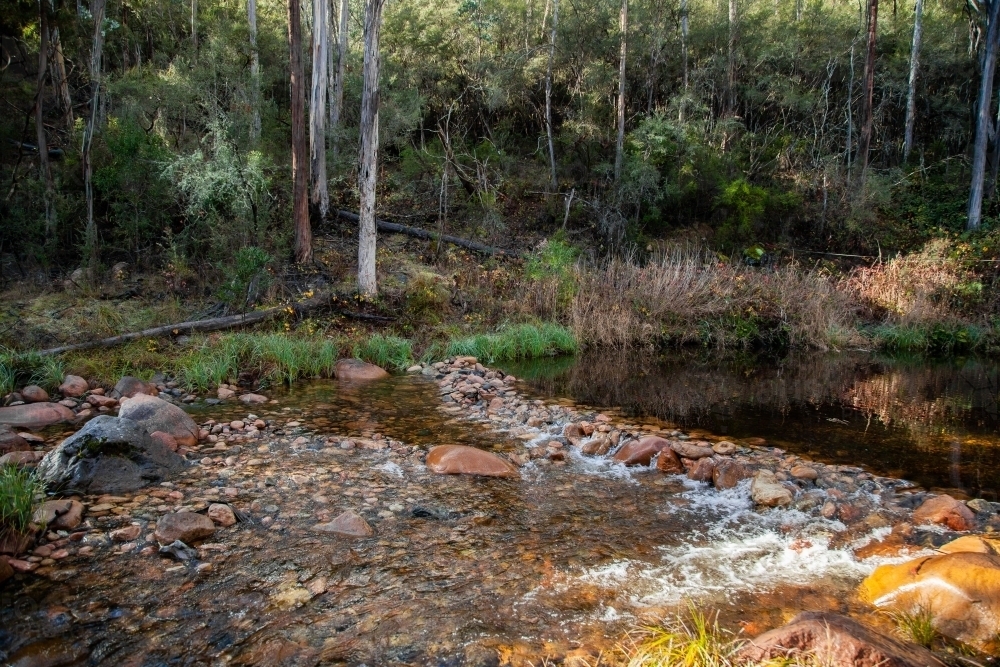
[544,0,558,190]
[727,0,737,115]
[968,0,1000,230]
[358,0,385,297]
[248,0,261,142]
[902,0,923,162]
[681,0,689,91]
[330,0,348,159]
[309,0,329,217]
[614,0,627,182]
[83,0,106,269]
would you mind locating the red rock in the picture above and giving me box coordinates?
[0,425,31,455]
[790,465,818,480]
[912,495,975,531]
[239,393,268,405]
[563,423,585,447]
[312,510,374,537]
[21,385,49,403]
[118,394,199,447]
[670,441,715,459]
[33,499,84,530]
[426,445,519,478]
[613,436,670,466]
[207,503,237,527]
[217,386,235,399]
[149,431,179,452]
[110,524,142,542]
[334,358,389,382]
[154,512,216,544]
[713,459,752,489]
[0,450,45,468]
[7,558,38,573]
[580,435,612,456]
[656,447,684,473]
[712,441,737,455]
[58,375,89,397]
[112,376,157,399]
[739,611,944,667]
[86,394,118,408]
[0,402,75,429]
[687,457,716,482]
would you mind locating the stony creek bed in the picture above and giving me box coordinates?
[1,352,999,665]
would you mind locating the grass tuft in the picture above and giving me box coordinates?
[0,466,43,541]
[887,607,938,648]
[0,349,65,395]
[446,323,578,364]
[626,609,739,667]
[353,334,414,371]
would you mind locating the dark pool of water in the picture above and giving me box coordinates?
[504,351,1000,498]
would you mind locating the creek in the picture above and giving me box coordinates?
[1,351,997,666]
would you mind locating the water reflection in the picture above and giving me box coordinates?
[505,351,1000,497]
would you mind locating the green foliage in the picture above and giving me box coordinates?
[863,323,982,355]
[404,272,451,322]
[353,334,414,371]
[446,323,577,363]
[887,607,938,648]
[714,179,800,246]
[177,333,338,390]
[218,246,272,311]
[0,349,65,395]
[0,467,43,541]
[525,237,580,304]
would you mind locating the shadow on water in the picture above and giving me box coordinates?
[504,350,1000,498]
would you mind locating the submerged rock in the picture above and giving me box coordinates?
[37,416,186,494]
[861,551,1000,646]
[425,445,519,478]
[0,402,75,429]
[713,459,752,490]
[154,512,216,544]
[118,393,200,447]
[33,499,84,530]
[655,447,684,473]
[335,358,389,382]
[739,611,944,667]
[912,494,975,532]
[312,510,374,537]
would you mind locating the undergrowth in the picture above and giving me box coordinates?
[0,349,65,395]
[446,323,578,363]
[0,467,43,541]
[353,334,414,371]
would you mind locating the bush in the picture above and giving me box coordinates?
[218,246,273,312]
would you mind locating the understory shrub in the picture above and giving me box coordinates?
[446,323,577,363]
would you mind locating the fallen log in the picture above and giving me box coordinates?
[336,210,520,258]
[36,293,333,357]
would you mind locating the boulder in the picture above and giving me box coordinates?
[33,499,84,530]
[939,535,999,555]
[687,457,716,482]
[0,451,45,468]
[0,425,31,455]
[425,445,519,478]
[118,394,199,447]
[21,385,49,403]
[613,437,670,466]
[207,503,237,527]
[0,402,75,429]
[0,558,12,584]
[912,495,975,532]
[58,375,89,397]
[656,447,684,473]
[751,470,793,507]
[111,376,157,399]
[334,359,389,382]
[149,431,179,452]
[713,459,752,490]
[861,552,1000,646]
[312,510,374,538]
[563,423,585,447]
[670,441,715,459]
[36,416,186,494]
[580,435,612,456]
[739,612,944,667]
[154,512,216,544]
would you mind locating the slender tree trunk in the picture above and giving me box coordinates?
[50,28,73,132]
[191,0,198,51]
[856,0,878,178]
[330,0,348,159]
[544,0,558,190]
[248,0,261,143]
[36,5,56,245]
[902,0,923,162]
[289,0,313,263]
[727,0,737,115]
[357,0,386,297]
[83,0,106,269]
[968,0,1000,230]
[614,0,628,182]
[986,90,1000,200]
[846,41,855,174]
[309,0,329,218]
[681,0,689,91]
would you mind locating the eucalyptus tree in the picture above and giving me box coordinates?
[358,0,386,296]
[289,0,313,262]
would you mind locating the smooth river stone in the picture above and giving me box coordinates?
[613,436,669,466]
[312,510,374,537]
[425,445,519,478]
[335,358,390,382]
[0,403,75,429]
[118,394,199,447]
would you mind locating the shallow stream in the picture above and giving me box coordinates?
[2,352,998,666]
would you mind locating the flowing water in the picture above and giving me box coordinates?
[2,352,998,666]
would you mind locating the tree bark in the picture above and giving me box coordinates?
[288,0,313,262]
[544,0,558,190]
[36,6,56,245]
[49,28,73,132]
[191,0,198,51]
[357,0,386,297]
[855,0,878,179]
[248,0,261,143]
[681,0,689,92]
[968,0,1000,230]
[614,0,628,182]
[727,0,737,116]
[330,0,348,159]
[309,0,329,218]
[83,0,106,270]
[902,0,923,162]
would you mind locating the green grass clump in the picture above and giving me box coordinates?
[863,323,982,355]
[353,334,414,371]
[887,607,938,648]
[446,323,578,364]
[627,609,739,667]
[0,467,43,540]
[0,349,65,395]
